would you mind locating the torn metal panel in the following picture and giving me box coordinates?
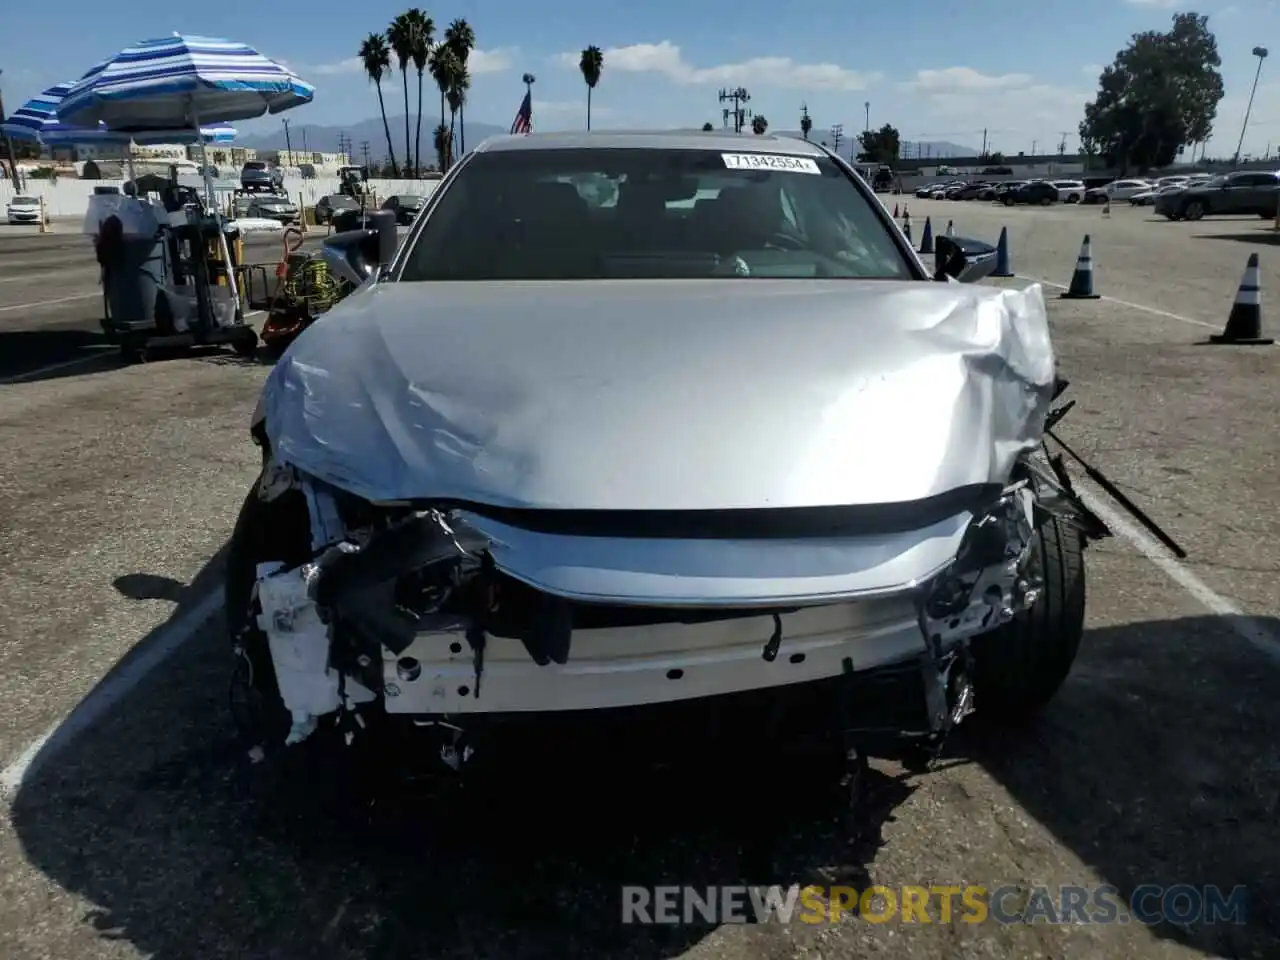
[258,280,1056,509]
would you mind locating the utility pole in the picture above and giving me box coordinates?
[864,101,870,133]
[0,70,22,189]
[360,140,371,170]
[830,123,844,158]
[981,128,988,157]
[282,117,293,165]
[1031,139,1037,156]
[301,126,308,156]
[718,87,751,133]
[1058,132,1069,156]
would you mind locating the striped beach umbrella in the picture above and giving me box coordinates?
[1,82,238,145]
[56,34,313,131]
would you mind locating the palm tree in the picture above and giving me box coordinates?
[446,64,470,162]
[359,32,397,176]
[800,104,813,140]
[752,115,768,135]
[406,9,434,177]
[433,122,452,171]
[429,44,461,169]
[444,19,475,154]
[701,122,714,131]
[578,45,604,130]
[387,12,416,175]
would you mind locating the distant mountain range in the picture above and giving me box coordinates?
[234,114,508,158]
[236,114,979,161]
[769,130,979,159]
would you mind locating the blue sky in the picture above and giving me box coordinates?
[3,0,1280,157]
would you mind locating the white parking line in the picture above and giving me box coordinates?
[1077,483,1280,663]
[0,586,223,802]
[0,292,98,313]
[1017,275,1218,329]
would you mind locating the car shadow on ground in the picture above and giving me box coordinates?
[1192,230,1280,247]
[8,607,1280,958]
[0,329,120,383]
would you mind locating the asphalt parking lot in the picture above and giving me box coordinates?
[1,200,1279,959]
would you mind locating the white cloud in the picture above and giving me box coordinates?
[1124,0,1178,7]
[551,40,879,91]
[469,48,516,74]
[305,47,515,78]
[310,57,362,76]
[900,67,1033,94]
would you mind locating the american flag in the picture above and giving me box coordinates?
[510,90,532,135]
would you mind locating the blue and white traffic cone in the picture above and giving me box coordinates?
[1208,252,1273,345]
[902,211,912,242]
[992,226,1014,277]
[1059,234,1101,300]
[945,220,955,238]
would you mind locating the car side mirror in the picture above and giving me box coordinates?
[321,209,398,286]
[932,234,999,283]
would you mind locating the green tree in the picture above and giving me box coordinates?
[446,63,470,163]
[701,122,714,131]
[800,103,813,140]
[406,9,434,177]
[751,114,768,135]
[579,45,604,130]
[359,32,398,176]
[1079,12,1224,172]
[856,124,901,164]
[433,121,452,171]
[429,44,461,170]
[387,13,417,174]
[445,20,475,153]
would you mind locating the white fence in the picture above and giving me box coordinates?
[0,176,440,220]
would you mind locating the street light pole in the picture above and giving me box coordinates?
[864,101,870,133]
[1233,46,1269,166]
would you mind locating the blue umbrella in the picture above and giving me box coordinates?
[1,82,238,145]
[57,34,314,131]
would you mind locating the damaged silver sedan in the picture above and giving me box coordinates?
[226,131,1117,775]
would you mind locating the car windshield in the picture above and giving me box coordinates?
[12,196,38,204]
[397,147,914,281]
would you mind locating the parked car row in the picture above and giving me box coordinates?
[1153,170,1280,221]
[314,192,429,226]
[914,178,1086,206]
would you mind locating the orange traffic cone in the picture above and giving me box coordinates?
[1208,252,1273,345]
[892,203,899,218]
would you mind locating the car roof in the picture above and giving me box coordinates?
[471,129,831,157]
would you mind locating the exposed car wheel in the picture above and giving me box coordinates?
[1066,194,1080,204]
[1183,200,1206,220]
[1039,196,1052,206]
[969,511,1085,725]
[1003,196,1015,206]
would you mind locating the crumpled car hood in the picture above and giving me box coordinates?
[261,279,1055,510]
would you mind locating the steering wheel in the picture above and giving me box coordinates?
[763,230,807,251]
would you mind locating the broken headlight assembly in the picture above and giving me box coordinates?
[920,484,1042,647]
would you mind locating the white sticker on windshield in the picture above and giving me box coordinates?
[721,153,820,174]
